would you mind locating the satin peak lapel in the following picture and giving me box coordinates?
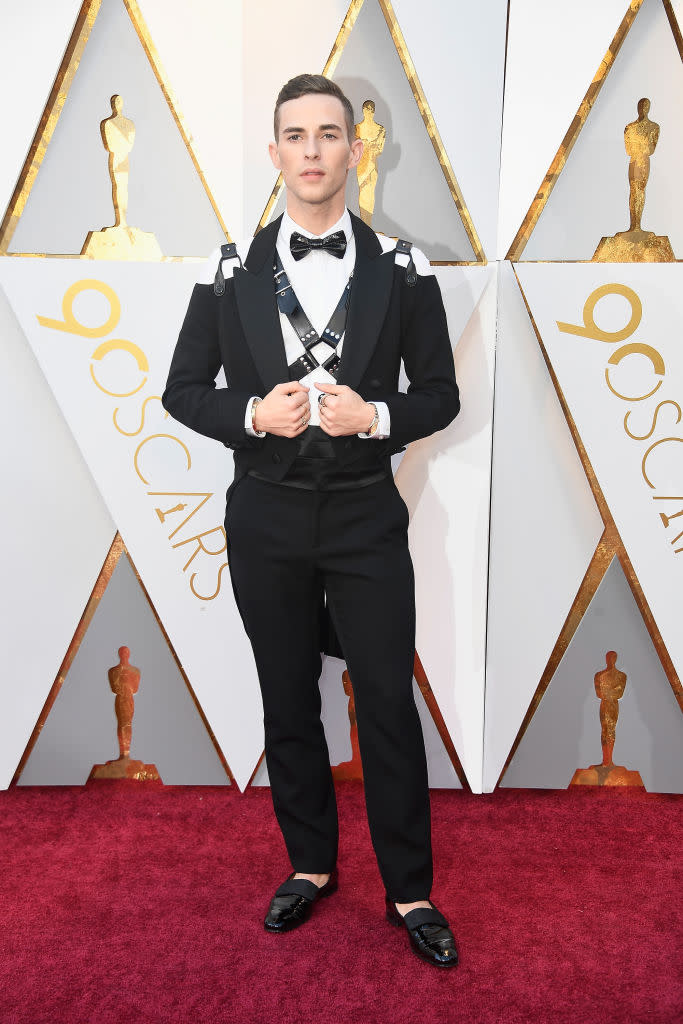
[336,222,395,391]
[232,220,288,393]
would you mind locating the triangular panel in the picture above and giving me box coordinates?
[500,557,683,792]
[521,0,683,261]
[3,0,228,257]
[17,541,232,786]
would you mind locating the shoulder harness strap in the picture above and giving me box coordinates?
[213,242,243,296]
[395,238,417,287]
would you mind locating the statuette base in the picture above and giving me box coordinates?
[88,755,161,782]
[82,225,163,260]
[593,230,674,263]
[569,762,645,788]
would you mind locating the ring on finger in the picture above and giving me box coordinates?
[319,395,327,408]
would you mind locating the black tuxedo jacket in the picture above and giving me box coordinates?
[162,212,460,486]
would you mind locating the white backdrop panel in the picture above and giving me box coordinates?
[0,258,264,789]
[517,262,683,693]
[0,0,83,224]
[136,0,243,239]
[396,266,495,793]
[498,0,632,258]
[0,272,116,789]
[392,0,507,260]
[483,263,604,791]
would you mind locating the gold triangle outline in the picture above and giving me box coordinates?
[414,651,471,790]
[11,531,235,786]
[255,0,486,266]
[506,0,644,263]
[663,0,683,57]
[496,267,683,787]
[247,651,472,791]
[0,0,231,258]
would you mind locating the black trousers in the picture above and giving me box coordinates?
[225,471,433,902]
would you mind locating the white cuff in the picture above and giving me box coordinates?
[357,400,390,439]
[245,396,266,438]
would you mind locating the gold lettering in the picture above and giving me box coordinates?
[134,434,191,485]
[605,342,665,402]
[624,400,682,441]
[557,283,642,343]
[641,436,683,489]
[156,502,187,521]
[661,508,683,529]
[90,338,149,397]
[653,496,683,532]
[114,395,167,437]
[190,562,229,601]
[37,279,121,337]
[147,491,213,539]
[172,525,227,572]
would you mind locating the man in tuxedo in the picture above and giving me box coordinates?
[162,74,460,967]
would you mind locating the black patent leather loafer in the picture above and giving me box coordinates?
[386,897,459,967]
[264,868,338,933]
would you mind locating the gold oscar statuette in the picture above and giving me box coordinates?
[331,669,364,781]
[569,651,644,788]
[82,94,163,260]
[88,645,161,782]
[354,99,386,227]
[593,98,674,262]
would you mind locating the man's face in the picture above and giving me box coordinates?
[269,93,362,212]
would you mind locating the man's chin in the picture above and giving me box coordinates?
[290,191,337,208]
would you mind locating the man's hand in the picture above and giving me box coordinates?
[254,381,311,437]
[315,382,376,436]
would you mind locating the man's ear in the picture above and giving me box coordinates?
[348,137,363,170]
[268,140,281,170]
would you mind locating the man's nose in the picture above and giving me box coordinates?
[304,136,321,158]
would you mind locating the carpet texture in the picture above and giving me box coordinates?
[0,783,680,1024]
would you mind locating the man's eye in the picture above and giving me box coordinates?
[322,133,337,140]
[287,134,301,141]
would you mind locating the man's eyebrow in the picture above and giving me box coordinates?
[281,123,343,134]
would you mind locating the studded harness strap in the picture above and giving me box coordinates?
[272,250,351,380]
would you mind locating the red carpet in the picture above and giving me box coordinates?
[0,783,680,1024]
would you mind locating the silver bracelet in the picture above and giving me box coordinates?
[364,403,379,436]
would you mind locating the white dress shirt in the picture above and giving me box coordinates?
[245,208,390,439]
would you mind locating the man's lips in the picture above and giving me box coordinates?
[301,170,324,177]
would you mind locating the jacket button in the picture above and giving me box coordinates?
[272,453,281,464]
[370,378,381,388]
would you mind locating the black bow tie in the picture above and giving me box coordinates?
[290,230,347,262]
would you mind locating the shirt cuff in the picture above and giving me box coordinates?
[245,396,266,438]
[357,401,390,439]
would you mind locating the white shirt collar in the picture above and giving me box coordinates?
[280,207,352,243]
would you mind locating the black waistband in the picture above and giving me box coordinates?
[246,465,389,491]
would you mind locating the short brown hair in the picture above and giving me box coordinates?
[274,74,355,142]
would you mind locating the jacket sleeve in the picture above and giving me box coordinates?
[383,271,460,448]
[161,271,262,449]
